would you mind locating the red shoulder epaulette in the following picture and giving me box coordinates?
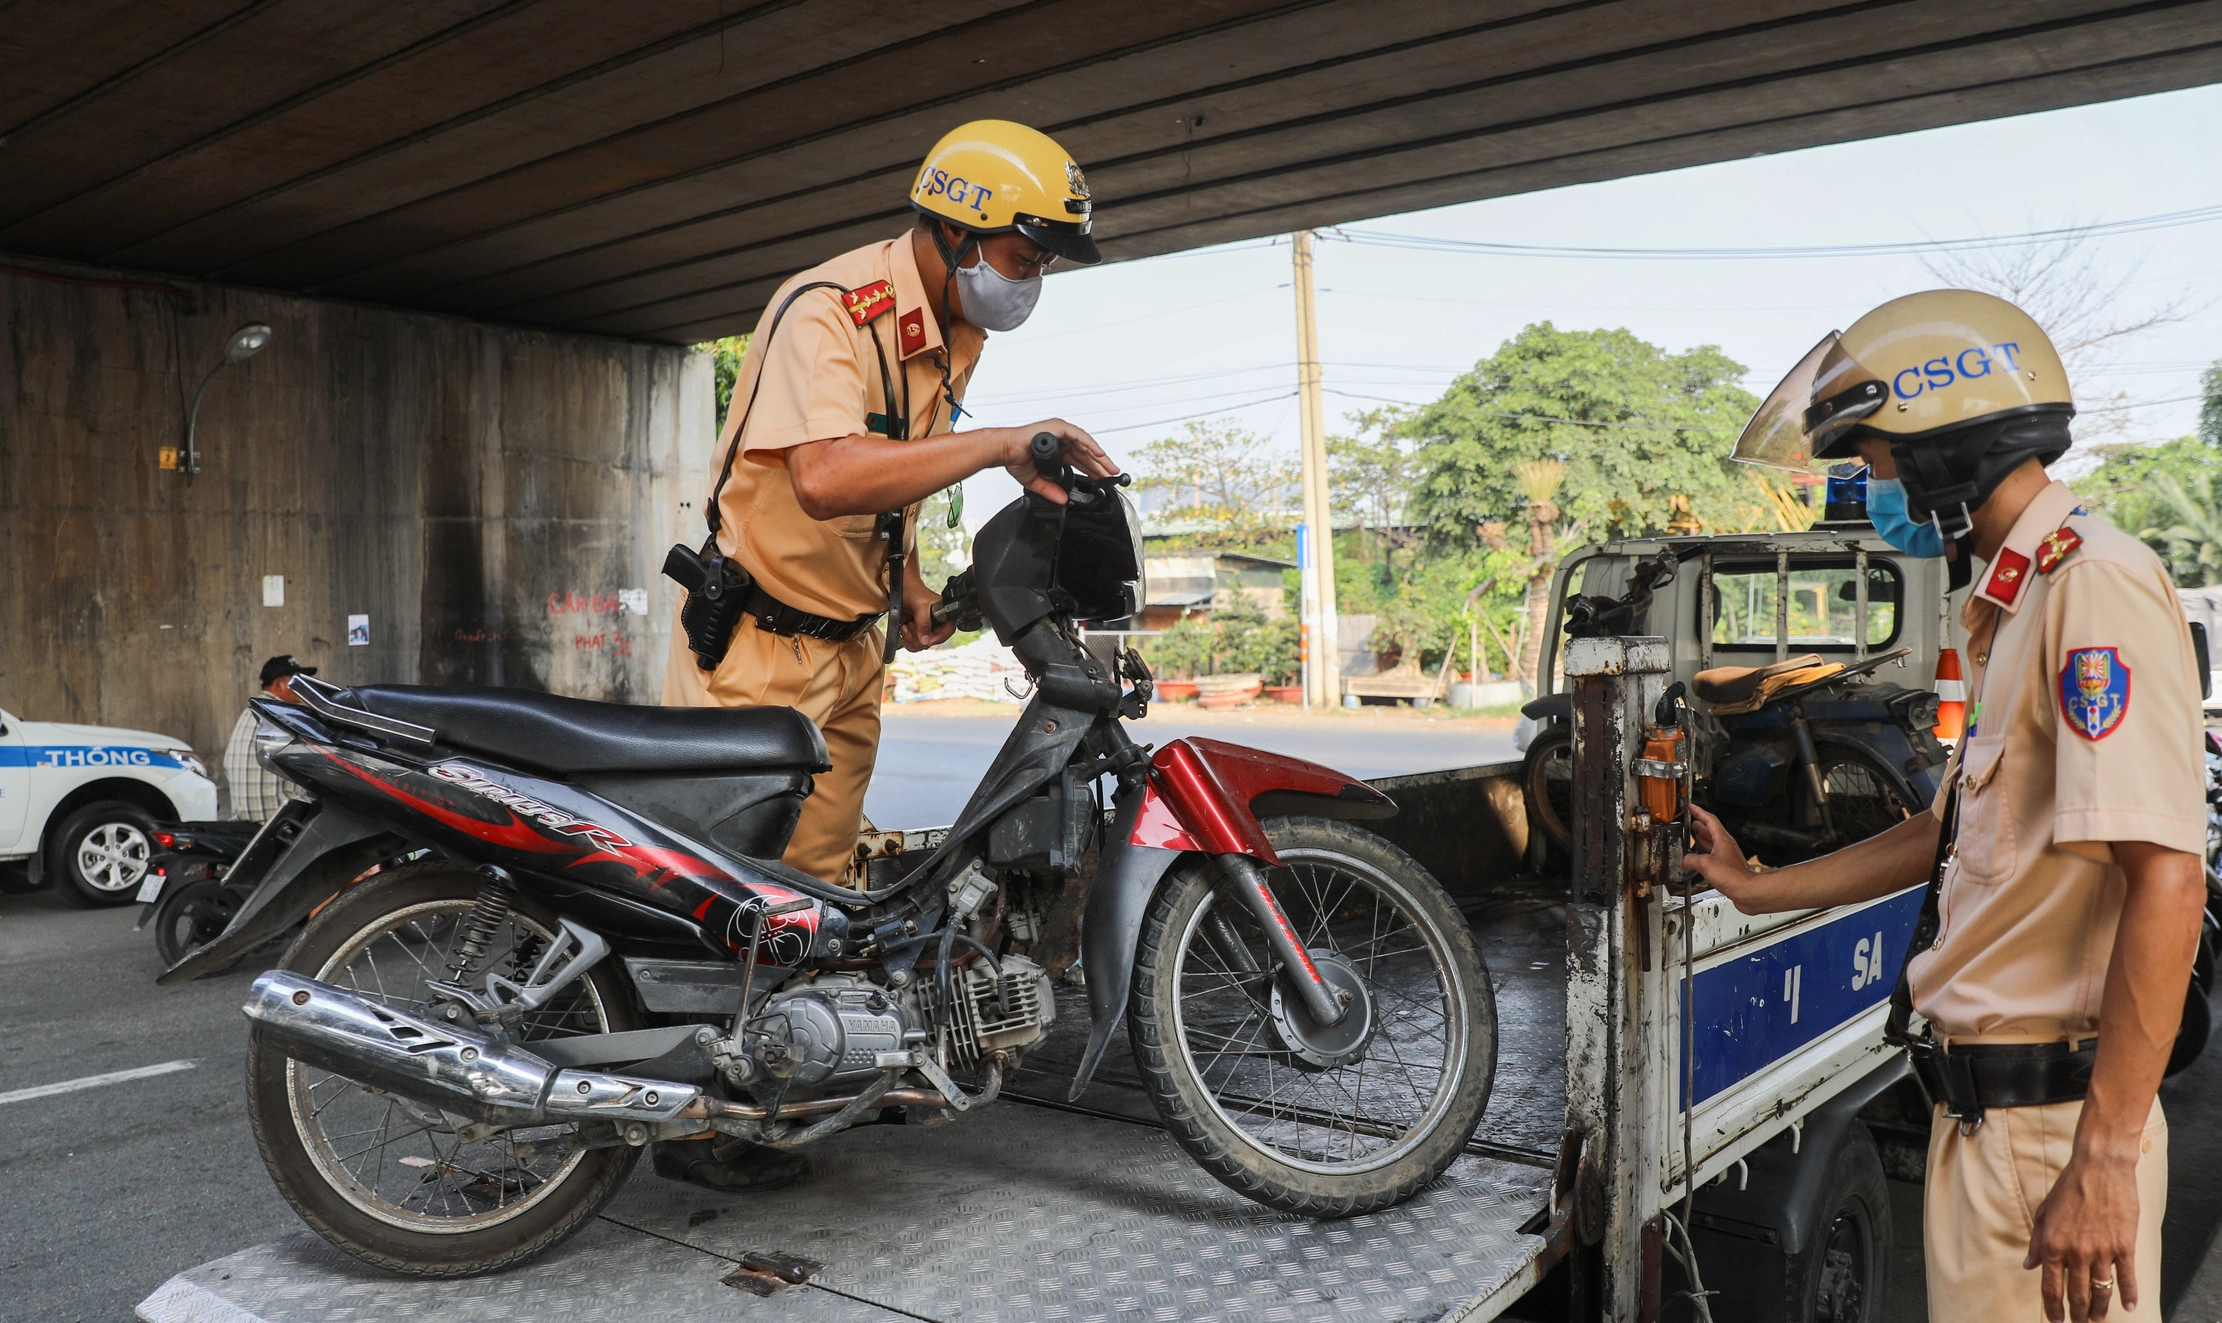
[1983,547,2031,605]
[2036,524,2082,575]
[842,280,896,326]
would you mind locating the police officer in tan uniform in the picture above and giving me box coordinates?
[653,121,1120,1192]
[1687,291,2207,1323]
[664,119,1118,884]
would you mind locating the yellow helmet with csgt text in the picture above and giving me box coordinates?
[1733,289,2073,471]
[910,120,1101,265]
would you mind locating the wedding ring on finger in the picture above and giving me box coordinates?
[2091,1278,2115,1292]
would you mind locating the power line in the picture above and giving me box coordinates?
[1090,392,1298,435]
[1336,203,2222,262]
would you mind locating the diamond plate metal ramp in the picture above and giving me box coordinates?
[138,1101,1549,1323]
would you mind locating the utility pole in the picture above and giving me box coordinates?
[1292,230,1340,709]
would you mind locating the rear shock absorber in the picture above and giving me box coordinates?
[447,867,518,980]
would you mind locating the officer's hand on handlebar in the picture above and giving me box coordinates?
[1003,419,1118,505]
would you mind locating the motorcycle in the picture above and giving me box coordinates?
[165,434,1497,1278]
[132,819,263,966]
[1523,554,1946,867]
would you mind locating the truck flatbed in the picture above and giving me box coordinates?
[141,1100,1551,1323]
[138,881,1572,1323]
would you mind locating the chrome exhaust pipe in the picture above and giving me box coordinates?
[243,971,702,1127]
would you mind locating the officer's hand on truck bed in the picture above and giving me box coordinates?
[1681,805,1771,912]
[1001,419,1118,504]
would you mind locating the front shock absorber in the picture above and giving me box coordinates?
[447,868,518,980]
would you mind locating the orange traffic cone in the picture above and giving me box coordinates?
[1933,648,1966,740]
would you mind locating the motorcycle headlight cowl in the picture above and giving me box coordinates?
[253,718,301,772]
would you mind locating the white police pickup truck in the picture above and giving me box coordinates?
[0,705,218,906]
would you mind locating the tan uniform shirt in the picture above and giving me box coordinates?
[697,234,983,624]
[1909,480,2205,1043]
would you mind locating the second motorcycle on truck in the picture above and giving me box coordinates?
[166,439,1497,1278]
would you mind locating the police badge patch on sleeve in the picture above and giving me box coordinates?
[2060,646,2130,740]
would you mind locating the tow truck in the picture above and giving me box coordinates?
[142,519,1955,1323]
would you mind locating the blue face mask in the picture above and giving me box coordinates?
[1865,478,1946,558]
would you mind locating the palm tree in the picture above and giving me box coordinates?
[2141,472,2222,587]
[1511,459,1567,689]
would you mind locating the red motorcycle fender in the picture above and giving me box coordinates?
[1067,739,1397,1099]
[1142,737,1397,862]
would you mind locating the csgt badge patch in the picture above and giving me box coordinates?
[2060,646,2130,741]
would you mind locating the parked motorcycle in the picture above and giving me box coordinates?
[1523,554,1946,867]
[165,434,1497,1277]
[132,819,261,966]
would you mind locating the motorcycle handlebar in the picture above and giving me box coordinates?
[1029,430,1131,503]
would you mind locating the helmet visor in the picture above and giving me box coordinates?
[1732,333,1889,471]
[1016,216,1101,266]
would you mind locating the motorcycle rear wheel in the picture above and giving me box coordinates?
[246,862,642,1277]
[1128,816,1497,1218]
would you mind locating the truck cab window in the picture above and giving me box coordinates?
[1708,560,1900,650]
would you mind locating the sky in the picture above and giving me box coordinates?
[949,81,2222,530]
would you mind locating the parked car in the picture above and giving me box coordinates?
[0,706,218,906]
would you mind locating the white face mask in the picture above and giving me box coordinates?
[953,251,1042,332]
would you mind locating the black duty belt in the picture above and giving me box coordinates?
[1907,1035,2097,1131]
[744,585,881,643]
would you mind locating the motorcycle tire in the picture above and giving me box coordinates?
[152,875,241,969]
[1520,728,1575,865]
[246,861,643,1277]
[1128,816,1497,1218]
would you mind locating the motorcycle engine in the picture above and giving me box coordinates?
[745,973,921,1100]
[738,957,1059,1102]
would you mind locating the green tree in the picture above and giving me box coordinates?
[1396,323,1761,547]
[2201,358,2222,448]
[2140,471,2222,587]
[694,334,752,429]
[1133,420,1299,549]
[2072,434,2221,550]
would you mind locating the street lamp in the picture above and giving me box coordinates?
[181,322,273,477]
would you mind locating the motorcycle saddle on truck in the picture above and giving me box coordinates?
[1691,654,1843,715]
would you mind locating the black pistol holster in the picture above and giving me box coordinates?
[665,535,754,670]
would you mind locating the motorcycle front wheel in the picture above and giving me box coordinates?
[1128,816,1497,1218]
[245,862,642,1277]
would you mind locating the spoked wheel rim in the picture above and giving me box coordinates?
[283,900,609,1234]
[1168,846,1473,1175]
[1810,753,1911,845]
[76,822,151,892]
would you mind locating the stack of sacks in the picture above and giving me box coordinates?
[886,635,1028,703]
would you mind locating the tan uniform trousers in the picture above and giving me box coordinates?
[662,612,883,884]
[1924,1096,2166,1323]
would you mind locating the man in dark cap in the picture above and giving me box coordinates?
[220,655,316,821]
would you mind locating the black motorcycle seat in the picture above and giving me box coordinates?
[346,685,832,776]
[1690,653,1829,705]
